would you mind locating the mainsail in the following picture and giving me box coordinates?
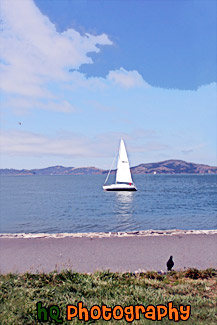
[116,139,133,184]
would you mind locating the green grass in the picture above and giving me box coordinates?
[0,269,216,324]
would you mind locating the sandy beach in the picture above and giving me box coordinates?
[0,230,216,274]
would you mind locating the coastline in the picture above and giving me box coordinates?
[1,229,217,238]
[0,230,216,274]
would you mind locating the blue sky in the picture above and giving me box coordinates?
[0,0,216,169]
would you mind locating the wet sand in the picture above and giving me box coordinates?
[0,230,216,274]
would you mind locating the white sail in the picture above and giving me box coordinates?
[116,139,133,184]
[102,139,137,191]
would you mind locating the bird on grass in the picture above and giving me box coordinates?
[167,256,174,271]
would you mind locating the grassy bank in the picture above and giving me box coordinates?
[1,269,216,324]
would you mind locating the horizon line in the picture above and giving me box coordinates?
[1,158,217,171]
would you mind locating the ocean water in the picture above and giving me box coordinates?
[0,175,216,233]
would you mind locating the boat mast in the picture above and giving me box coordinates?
[104,152,118,185]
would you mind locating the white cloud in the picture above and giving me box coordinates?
[1,129,214,169]
[0,0,112,97]
[40,101,77,113]
[181,144,206,154]
[0,130,95,157]
[107,67,149,88]
[6,98,77,113]
[0,129,167,160]
[65,71,107,90]
[63,66,150,93]
[0,0,152,115]
[66,68,150,91]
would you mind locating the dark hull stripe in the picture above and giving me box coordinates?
[104,188,137,191]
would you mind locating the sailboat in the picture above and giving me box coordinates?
[103,139,137,191]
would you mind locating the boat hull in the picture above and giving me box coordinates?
[103,184,137,191]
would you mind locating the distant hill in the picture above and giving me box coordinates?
[0,160,217,176]
[130,160,217,174]
[0,166,104,176]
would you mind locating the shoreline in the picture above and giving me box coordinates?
[0,231,216,274]
[1,229,217,239]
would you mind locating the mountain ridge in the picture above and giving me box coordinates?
[1,160,217,175]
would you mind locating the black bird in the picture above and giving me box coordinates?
[167,256,174,271]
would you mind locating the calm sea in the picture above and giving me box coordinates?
[0,175,216,233]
